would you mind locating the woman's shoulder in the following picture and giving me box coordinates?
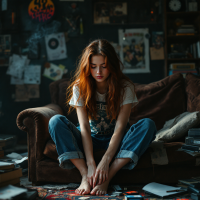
[121,79,135,89]
[72,80,80,90]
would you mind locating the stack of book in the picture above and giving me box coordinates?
[176,25,196,36]
[168,63,198,78]
[180,128,200,156]
[190,41,200,59]
[0,161,22,187]
[0,185,38,200]
[0,145,4,158]
[0,134,17,154]
[177,177,200,200]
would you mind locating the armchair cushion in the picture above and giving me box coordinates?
[49,78,78,126]
[155,111,200,142]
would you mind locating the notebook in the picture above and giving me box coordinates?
[142,182,187,197]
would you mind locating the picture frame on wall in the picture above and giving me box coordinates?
[118,28,150,74]
[93,2,127,24]
[0,35,11,67]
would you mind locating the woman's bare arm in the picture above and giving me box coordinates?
[93,103,132,186]
[103,103,132,162]
[76,106,96,187]
[76,106,95,165]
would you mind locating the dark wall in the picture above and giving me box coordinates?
[0,0,165,144]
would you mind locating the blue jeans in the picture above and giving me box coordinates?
[48,114,157,170]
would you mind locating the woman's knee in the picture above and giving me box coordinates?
[140,118,157,132]
[49,114,69,130]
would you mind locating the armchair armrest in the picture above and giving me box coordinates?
[16,103,63,182]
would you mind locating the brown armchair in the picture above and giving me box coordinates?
[16,75,200,186]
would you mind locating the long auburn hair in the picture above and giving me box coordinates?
[66,39,136,122]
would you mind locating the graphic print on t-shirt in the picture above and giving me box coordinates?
[89,101,116,134]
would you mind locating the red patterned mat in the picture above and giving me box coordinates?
[28,187,192,200]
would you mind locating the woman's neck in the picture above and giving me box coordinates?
[96,81,108,94]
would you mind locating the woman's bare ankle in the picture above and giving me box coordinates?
[70,158,88,177]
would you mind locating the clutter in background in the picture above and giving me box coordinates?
[178,128,200,157]
[0,134,28,188]
[0,151,28,188]
[0,185,38,200]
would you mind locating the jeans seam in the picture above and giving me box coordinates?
[66,119,82,152]
[121,128,132,150]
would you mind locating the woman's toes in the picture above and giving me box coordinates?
[90,189,95,195]
[81,189,85,194]
[83,189,88,195]
[82,190,86,195]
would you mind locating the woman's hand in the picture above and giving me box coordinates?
[93,156,110,187]
[87,161,96,188]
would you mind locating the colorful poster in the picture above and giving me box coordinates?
[150,32,164,60]
[45,32,67,61]
[118,28,150,73]
[0,34,11,66]
[24,65,41,84]
[94,2,127,24]
[152,32,164,48]
[43,63,66,81]
[28,0,55,23]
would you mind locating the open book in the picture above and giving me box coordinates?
[142,182,187,197]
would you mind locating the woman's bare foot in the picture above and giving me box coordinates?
[90,180,109,196]
[75,175,91,195]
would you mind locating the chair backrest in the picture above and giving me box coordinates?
[49,78,79,126]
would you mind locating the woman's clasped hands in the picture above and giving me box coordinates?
[87,156,110,189]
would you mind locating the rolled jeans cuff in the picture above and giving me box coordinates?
[115,150,138,170]
[58,151,84,169]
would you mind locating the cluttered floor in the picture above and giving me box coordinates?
[18,175,199,200]
[0,143,200,200]
[1,166,200,200]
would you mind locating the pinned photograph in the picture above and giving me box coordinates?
[118,28,150,73]
[94,2,127,24]
[45,32,67,61]
[152,32,164,49]
[150,32,164,60]
[28,85,40,99]
[109,2,127,24]
[94,2,110,24]
[0,35,11,58]
[0,35,11,66]
[43,63,66,81]
[24,65,41,84]
[15,85,29,102]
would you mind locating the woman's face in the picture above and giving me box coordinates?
[90,55,110,83]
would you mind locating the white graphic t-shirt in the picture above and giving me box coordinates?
[69,80,138,134]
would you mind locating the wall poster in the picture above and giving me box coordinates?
[94,2,127,24]
[0,35,11,66]
[118,28,150,73]
[45,32,67,61]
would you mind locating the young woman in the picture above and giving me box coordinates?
[48,39,157,196]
